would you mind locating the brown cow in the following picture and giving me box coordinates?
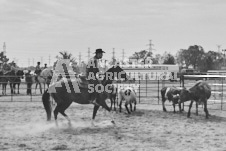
[179,80,211,119]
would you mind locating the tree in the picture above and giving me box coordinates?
[56,51,76,64]
[151,54,162,64]
[129,50,152,64]
[0,52,9,63]
[162,52,175,64]
[176,45,205,69]
[187,45,205,69]
[198,51,223,72]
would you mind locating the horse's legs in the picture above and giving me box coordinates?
[56,101,72,126]
[113,96,116,111]
[196,101,199,116]
[35,83,38,94]
[53,105,59,127]
[92,105,100,126]
[39,83,42,94]
[125,102,131,114]
[203,99,209,119]
[110,97,113,111]
[17,84,20,94]
[187,100,194,118]
[119,99,122,113]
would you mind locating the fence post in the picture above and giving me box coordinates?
[146,73,147,98]
[158,79,159,105]
[221,77,223,110]
[139,73,140,103]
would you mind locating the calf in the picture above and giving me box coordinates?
[118,87,137,114]
[108,84,118,111]
[161,87,184,113]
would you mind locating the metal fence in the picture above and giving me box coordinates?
[0,74,225,111]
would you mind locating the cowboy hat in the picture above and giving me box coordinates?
[94,49,105,54]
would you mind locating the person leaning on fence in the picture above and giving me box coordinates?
[35,62,42,82]
[25,70,32,95]
[86,48,105,106]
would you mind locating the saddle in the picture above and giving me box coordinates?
[77,75,89,88]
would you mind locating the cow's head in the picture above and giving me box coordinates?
[179,88,191,103]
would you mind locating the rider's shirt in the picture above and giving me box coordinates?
[86,56,106,79]
[35,65,41,75]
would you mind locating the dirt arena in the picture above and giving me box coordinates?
[1,96,226,151]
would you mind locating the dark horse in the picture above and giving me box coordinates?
[179,80,211,119]
[0,71,8,95]
[0,70,24,95]
[10,70,24,94]
[42,65,128,126]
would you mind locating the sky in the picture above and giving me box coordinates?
[0,0,226,67]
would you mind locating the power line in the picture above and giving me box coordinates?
[3,42,6,55]
[217,44,221,53]
[122,49,125,61]
[79,52,81,65]
[87,47,91,62]
[48,55,51,66]
[112,48,115,59]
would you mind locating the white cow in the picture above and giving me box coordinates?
[118,86,137,114]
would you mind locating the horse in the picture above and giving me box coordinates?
[118,87,137,114]
[179,80,211,119]
[0,70,24,95]
[35,68,53,94]
[0,71,8,95]
[161,86,184,113]
[42,65,128,126]
[9,70,24,94]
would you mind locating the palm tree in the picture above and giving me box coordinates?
[56,51,76,63]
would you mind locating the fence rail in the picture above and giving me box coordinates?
[0,74,226,111]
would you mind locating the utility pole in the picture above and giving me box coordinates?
[3,42,6,56]
[112,48,115,64]
[79,52,81,65]
[144,40,154,64]
[217,45,221,53]
[32,58,34,66]
[41,57,43,66]
[87,47,91,62]
[222,49,226,67]
[48,55,51,66]
[122,49,125,62]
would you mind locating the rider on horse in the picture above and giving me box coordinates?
[86,48,106,105]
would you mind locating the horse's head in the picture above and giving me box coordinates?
[179,88,191,103]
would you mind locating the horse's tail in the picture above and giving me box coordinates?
[42,89,52,121]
